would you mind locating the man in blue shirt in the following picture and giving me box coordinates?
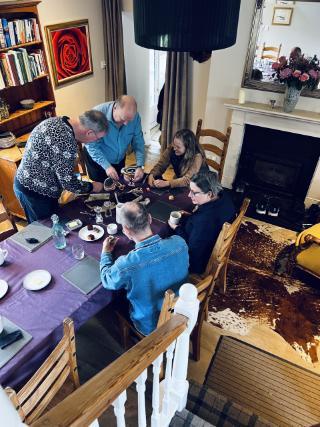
[100,201,189,335]
[84,95,145,182]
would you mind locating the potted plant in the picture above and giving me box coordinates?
[272,51,320,112]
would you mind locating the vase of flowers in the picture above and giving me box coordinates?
[272,52,320,113]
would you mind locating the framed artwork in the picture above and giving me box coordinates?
[272,7,293,25]
[45,20,93,87]
[276,1,295,5]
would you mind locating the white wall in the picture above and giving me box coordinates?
[121,11,150,140]
[38,0,106,117]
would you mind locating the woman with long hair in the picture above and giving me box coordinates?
[148,129,208,188]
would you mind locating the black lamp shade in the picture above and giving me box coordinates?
[133,0,241,52]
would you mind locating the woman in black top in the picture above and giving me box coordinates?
[168,171,236,274]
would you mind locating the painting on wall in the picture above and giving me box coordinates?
[45,20,93,87]
[272,7,293,26]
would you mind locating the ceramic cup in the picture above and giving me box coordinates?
[0,249,8,266]
[169,211,182,225]
[107,223,118,235]
[116,203,124,224]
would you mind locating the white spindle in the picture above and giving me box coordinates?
[88,419,100,427]
[112,390,127,427]
[171,283,199,411]
[151,353,163,427]
[135,369,147,427]
[162,340,176,416]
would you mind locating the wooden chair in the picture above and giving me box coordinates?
[261,43,282,61]
[5,318,80,424]
[189,198,250,294]
[195,119,231,181]
[0,195,17,242]
[116,275,213,362]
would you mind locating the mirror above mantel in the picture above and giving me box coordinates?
[242,0,320,99]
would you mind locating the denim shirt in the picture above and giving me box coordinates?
[100,234,189,335]
[86,101,145,169]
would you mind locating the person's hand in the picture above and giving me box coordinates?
[179,210,191,216]
[91,182,103,193]
[134,167,144,182]
[148,174,155,187]
[102,236,119,253]
[154,179,170,188]
[106,166,119,181]
[167,220,178,230]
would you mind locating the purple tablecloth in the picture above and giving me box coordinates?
[0,185,192,388]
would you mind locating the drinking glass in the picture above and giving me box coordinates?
[94,206,104,224]
[104,201,112,218]
[72,244,85,260]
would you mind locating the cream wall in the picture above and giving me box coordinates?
[38,0,106,117]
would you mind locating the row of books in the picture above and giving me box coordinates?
[0,18,40,49]
[0,48,46,89]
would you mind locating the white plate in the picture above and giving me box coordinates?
[78,225,105,242]
[23,270,51,291]
[0,279,8,299]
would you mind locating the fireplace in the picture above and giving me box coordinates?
[233,125,320,230]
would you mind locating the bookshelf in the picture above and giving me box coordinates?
[0,0,56,219]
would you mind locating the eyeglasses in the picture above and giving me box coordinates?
[189,189,205,196]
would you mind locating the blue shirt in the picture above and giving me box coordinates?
[100,234,189,335]
[86,101,145,169]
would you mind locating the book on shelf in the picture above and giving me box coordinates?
[0,49,46,87]
[0,18,40,49]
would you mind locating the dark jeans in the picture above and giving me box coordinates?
[82,148,125,182]
[14,177,59,223]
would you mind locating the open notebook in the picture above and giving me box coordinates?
[9,221,52,252]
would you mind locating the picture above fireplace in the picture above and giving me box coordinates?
[233,125,320,230]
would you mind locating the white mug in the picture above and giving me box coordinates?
[116,203,124,224]
[0,249,8,266]
[107,223,118,235]
[169,211,182,225]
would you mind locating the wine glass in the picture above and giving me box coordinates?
[94,206,104,224]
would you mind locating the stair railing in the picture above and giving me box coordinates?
[28,283,199,427]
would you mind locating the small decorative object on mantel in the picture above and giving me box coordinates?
[238,89,246,104]
[272,51,320,112]
[269,99,276,109]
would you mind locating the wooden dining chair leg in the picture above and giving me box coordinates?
[217,262,228,294]
[64,318,80,388]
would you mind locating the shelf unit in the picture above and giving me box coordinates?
[0,1,56,219]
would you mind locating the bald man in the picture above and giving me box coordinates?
[83,95,145,182]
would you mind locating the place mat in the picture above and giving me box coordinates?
[205,336,320,427]
[0,317,32,369]
[9,221,52,252]
[61,256,101,295]
[148,200,179,223]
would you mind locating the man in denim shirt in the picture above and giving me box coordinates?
[84,95,145,183]
[100,202,189,335]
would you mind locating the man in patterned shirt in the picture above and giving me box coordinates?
[14,110,108,223]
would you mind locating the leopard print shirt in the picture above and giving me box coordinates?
[16,117,92,198]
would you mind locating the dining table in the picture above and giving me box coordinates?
[0,180,192,389]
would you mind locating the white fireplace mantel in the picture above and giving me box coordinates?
[223,99,320,206]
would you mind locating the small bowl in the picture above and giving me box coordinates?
[20,99,35,110]
[107,223,118,235]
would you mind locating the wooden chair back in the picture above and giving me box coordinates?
[0,195,17,242]
[195,119,231,181]
[5,318,80,424]
[204,198,250,293]
[261,43,282,61]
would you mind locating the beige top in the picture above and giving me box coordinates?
[149,148,207,188]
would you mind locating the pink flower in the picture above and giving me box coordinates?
[279,68,292,79]
[300,73,309,82]
[292,70,302,78]
[272,62,280,70]
[309,69,319,79]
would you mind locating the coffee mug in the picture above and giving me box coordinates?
[116,203,124,224]
[107,223,118,235]
[0,249,8,266]
[169,211,182,225]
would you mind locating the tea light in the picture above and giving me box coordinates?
[238,89,246,104]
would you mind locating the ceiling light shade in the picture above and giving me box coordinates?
[133,0,241,52]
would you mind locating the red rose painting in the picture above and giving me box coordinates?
[45,20,93,87]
